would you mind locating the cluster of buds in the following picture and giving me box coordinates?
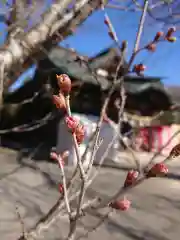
[145,27,176,54]
[65,116,85,145]
[52,74,72,111]
[123,170,139,188]
[146,163,168,178]
[109,197,131,211]
[52,74,85,145]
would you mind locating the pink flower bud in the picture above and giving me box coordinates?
[52,93,66,109]
[65,116,79,133]
[109,198,131,211]
[50,152,58,161]
[146,163,168,177]
[124,170,139,187]
[75,124,85,145]
[58,183,64,194]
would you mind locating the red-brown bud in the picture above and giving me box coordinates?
[146,43,156,52]
[154,31,164,42]
[133,64,146,74]
[166,27,176,38]
[56,74,72,95]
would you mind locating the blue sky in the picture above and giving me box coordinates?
[0,1,179,91]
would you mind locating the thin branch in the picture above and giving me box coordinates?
[128,0,149,67]
[57,155,71,217]
[15,205,28,239]
[76,209,112,240]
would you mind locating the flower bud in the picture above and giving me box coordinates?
[133,64,146,74]
[124,170,139,187]
[109,198,131,211]
[75,124,85,145]
[50,152,58,161]
[58,183,64,193]
[146,163,168,178]
[52,93,66,109]
[146,43,156,52]
[154,31,164,42]
[56,74,72,95]
[65,116,79,133]
[166,27,176,38]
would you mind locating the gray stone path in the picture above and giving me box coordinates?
[0,148,180,239]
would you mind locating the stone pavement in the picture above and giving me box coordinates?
[0,148,180,239]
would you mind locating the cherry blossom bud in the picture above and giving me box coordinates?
[56,74,72,95]
[75,124,85,145]
[50,152,58,161]
[124,170,139,187]
[146,163,168,178]
[65,116,79,133]
[58,183,64,194]
[133,64,146,74]
[109,198,131,211]
[146,43,156,52]
[154,31,164,42]
[52,93,66,109]
[166,27,176,38]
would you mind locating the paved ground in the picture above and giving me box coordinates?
[0,147,180,240]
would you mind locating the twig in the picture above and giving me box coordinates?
[65,95,87,240]
[85,17,127,178]
[128,0,149,68]
[76,209,112,240]
[15,205,28,239]
[57,155,71,218]
[0,111,55,134]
